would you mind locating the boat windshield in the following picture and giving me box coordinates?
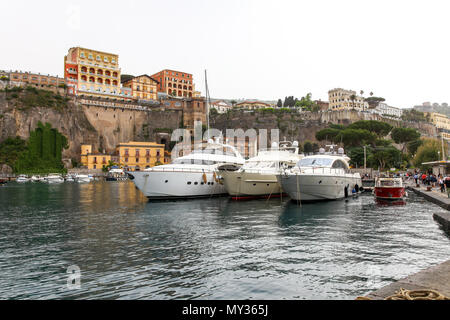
[244,161,277,169]
[172,159,218,165]
[191,147,236,157]
[379,180,402,187]
[298,157,333,167]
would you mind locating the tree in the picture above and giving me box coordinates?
[413,138,447,169]
[303,141,313,154]
[0,137,28,169]
[315,128,342,143]
[230,100,237,106]
[295,93,319,111]
[335,128,377,148]
[401,109,426,122]
[348,120,393,138]
[14,122,69,174]
[391,127,421,153]
[277,99,282,108]
[350,94,357,109]
[370,146,402,170]
[407,139,423,156]
[348,146,373,168]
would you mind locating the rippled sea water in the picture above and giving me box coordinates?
[0,181,449,300]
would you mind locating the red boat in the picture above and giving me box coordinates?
[374,177,406,200]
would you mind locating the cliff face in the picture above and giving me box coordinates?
[0,91,182,160]
[210,109,438,143]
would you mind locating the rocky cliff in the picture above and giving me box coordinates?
[0,90,182,161]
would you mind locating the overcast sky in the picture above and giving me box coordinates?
[2,0,450,108]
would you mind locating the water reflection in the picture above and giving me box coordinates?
[0,182,449,300]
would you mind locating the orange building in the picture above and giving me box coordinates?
[121,75,158,101]
[151,69,195,98]
[64,47,132,100]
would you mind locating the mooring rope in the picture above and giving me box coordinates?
[356,288,450,300]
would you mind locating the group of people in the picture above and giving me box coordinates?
[412,171,450,197]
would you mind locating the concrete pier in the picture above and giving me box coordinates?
[407,185,450,232]
[366,260,450,299]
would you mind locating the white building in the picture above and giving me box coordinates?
[374,102,403,118]
[209,100,232,113]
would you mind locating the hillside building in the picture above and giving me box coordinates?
[328,88,368,111]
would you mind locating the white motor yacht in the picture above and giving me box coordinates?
[16,174,29,183]
[219,141,303,199]
[30,175,42,182]
[74,174,91,183]
[129,139,245,200]
[45,174,64,184]
[65,175,75,182]
[277,147,362,201]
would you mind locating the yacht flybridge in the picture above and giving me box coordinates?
[277,146,362,201]
[219,141,303,200]
[129,138,245,199]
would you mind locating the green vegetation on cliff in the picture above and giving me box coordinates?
[315,120,415,170]
[0,137,28,170]
[3,86,69,111]
[1,122,69,174]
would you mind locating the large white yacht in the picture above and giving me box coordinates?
[277,146,361,201]
[44,174,65,184]
[129,139,245,200]
[219,141,303,199]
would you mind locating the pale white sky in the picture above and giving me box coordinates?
[2,0,450,108]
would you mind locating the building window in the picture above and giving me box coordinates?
[125,158,128,162]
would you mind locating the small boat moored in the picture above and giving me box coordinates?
[373,177,406,200]
[16,175,29,183]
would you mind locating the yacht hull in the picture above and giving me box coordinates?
[220,171,283,198]
[130,170,227,199]
[278,174,362,201]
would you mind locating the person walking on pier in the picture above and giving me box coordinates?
[414,173,418,185]
[439,176,445,193]
[445,177,450,198]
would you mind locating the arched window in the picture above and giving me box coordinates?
[112,72,118,77]
[97,78,103,84]
[81,75,87,81]
[105,79,110,85]
[105,70,111,76]
[97,69,103,75]
[112,80,118,86]
[89,68,95,74]
[89,76,95,83]
[81,67,87,73]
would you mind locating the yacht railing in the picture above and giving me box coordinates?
[140,167,218,173]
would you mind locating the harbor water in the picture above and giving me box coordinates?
[0,181,449,299]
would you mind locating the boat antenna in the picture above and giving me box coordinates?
[204,69,211,140]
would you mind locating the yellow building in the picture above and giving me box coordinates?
[328,88,369,111]
[80,144,93,167]
[425,112,450,130]
[117,141,165,171]
[235,100,271,110]
[64,47,132,100]
[122,75,158,101]
[80,144,111,170]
